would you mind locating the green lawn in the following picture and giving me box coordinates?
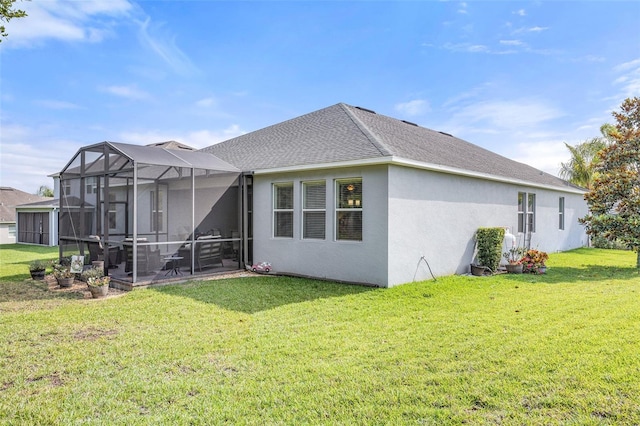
[1,244,639,425]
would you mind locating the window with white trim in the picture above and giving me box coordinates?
[108,193,117,230]
[273,183,293,238]
[559,197,565,230]
[517,192,526,233]
[518,192,536,233]
[86,177,97,194]
[62,180,71,197]
[8,224,16,238]
[302,181,325,239]
[150,189,164,232]
[527,193,536,233]
[336,179,362,241]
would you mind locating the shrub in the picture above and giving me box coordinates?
[476,227,505,272]
[591,235,629,250]
[28,260,47,272]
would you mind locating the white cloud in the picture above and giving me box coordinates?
[448,99,564,131]
[186,126,246,148]
[514,9,526,16]
[457,2,468,14]
[0,123,79,192]
[34,99,81,110]
[2,0,133,48]
[395,99,430,116]
[196,97,216,108]
[137,17,199,76]
[119,125,246,150]
[612,57,640,98]
[101,85,150,100]
[500,40,524,46]
[511,140,568,176]
[513,26,549,34]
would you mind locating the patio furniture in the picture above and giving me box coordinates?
[123,238,160,275]
[87,235,121,268]
[178,235,224,272]
[163,256,184,276]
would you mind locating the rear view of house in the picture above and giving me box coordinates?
[204,103,588,286]
[58,103,588,287]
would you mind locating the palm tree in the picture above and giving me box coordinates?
[559,132,608,189]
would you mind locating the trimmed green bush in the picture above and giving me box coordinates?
[476,227,505,272]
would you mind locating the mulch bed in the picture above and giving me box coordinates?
[45,275,127,299]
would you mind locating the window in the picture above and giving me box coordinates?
[527,193,536,233]
[559,197,565,230]
[86,177,97,194]
[336,179,362,241]
[302,181,326,239]
[62,180,71,197]
[517,192,526,233]
[273,183,293,238]
[518,192,536,233]
[150,190,164,232]
[108,193,117,230]
[8,224,15,238]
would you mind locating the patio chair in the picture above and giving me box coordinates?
[87,235,121,268]
[123,238,160,275]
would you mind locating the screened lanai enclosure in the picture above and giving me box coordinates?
[58,142,252,289]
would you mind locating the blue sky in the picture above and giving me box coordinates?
[1,0,639,193]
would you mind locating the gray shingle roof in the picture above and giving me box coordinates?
[203,103,581,191]
[0,187,53,222]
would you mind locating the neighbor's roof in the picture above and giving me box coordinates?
[0,187,53,222]
[145,140,196,151]
[16,199,60,209]
[203,103,582,191]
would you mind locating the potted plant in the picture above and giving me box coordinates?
[471,227,505,276]
[81,266,110,298]
[51,261,75,288]
[521,249,549,274]
[28,260,47,280]
[503,247,525,274]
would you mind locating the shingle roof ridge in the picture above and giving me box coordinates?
[339,103,394,157]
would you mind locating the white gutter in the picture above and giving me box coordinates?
[252,156,586,195]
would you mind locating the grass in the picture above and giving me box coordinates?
[0,244,639,425]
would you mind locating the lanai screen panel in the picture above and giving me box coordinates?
[58,141,242,283]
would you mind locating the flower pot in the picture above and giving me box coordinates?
[537,266,547,274]
[30,270,45,280]
[505,263,523,274]
[57,277,74,288]
[470,264,490,276]
[88,284,109,298]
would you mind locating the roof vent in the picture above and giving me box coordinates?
[438,131,453,137]
[401,120,418,127]
[355,106,376,114]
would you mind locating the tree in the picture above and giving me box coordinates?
[37,185,53,197]
[0,0,27,42]
[559,137,607,189]
[580,97,640,269]
[559,124,612,189]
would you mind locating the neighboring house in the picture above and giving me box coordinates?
[203,103,588,287]
[15,198,59,246]
[0,187,54,245]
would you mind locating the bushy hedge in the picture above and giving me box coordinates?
[476,227,505,272]
[591,235,629,250]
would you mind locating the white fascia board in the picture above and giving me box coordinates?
[251,156,586,195]
[390,157,586,195]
